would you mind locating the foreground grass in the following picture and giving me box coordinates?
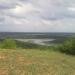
[0,49,75,75]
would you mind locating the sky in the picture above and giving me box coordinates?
[0,0,75,32]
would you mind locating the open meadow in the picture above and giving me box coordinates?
[0,49,75,75]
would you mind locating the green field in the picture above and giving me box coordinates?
[0,49,75,75]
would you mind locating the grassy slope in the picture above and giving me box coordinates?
[0,49,75,75]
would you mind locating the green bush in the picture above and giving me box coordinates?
[58,37,75,54]
[0,38,16,49]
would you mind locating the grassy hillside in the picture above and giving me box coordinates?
[0,49,75,75]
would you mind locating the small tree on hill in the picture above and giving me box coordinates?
[0,38,16,49]
[58,37,75,55]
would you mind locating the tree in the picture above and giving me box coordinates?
[58,37,75,55]
[0,38,16,49]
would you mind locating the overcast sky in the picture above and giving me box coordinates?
[0,0,75,32]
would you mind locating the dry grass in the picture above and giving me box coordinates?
[0,49,75,75]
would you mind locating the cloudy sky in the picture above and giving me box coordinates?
[0,0,75,32]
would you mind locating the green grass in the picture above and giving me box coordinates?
[0,49,75,75]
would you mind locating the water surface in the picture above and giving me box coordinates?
[15,39,55,46]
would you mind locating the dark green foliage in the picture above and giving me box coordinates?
[0,38,16,49]
[58,37,75,55]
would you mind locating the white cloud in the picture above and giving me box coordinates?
[68,7,75,11]
[11,3,34,14]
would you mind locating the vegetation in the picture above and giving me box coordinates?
[0,38,16,49]
[0,37,75,55]
[0,49,75,75]
[0,38,51,50]
[0,37,75,74]
[58,37,75,55]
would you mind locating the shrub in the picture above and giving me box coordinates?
[0,38,16,49]
[58,37,75,55]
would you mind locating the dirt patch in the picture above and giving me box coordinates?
[0,53,8,60]
[16,56,33,64]
[0,68,8,75]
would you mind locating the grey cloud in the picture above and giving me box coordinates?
[0,18,5,22]
[62,11,75,18]
[36,0,75,20]
[6,13,26,19]
[0,0,75,32]
[19,0,31,2]
[0,3,17,9]
[0,0,21,9]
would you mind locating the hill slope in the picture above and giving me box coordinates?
[0,49,75,75]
